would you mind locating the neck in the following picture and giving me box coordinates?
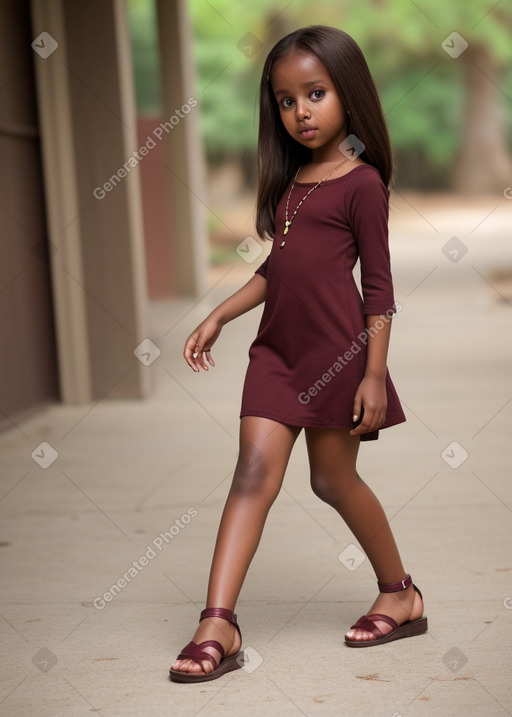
[310,133,350,164]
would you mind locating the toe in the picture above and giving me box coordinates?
[171,658,201,673]
[170,658,187,672]
[171,649,219,674]
[346,628,374,642]
[357,629,374,641]
[173,658,207,674]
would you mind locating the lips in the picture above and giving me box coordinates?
[299,126,317,139]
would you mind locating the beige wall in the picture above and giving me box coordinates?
[0,0,59,431]
[0,0,207,429]
[30,0,150,402]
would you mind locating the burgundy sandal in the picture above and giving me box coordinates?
[345,574,428,648]
[169,607,243,683]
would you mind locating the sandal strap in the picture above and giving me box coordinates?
[365,613,399,629]
[200,607,237,624]
[176,639,225,671]
[200,607,242,640]
[350,616,384,639]
[350,613,398,639]
[378,573,412,593]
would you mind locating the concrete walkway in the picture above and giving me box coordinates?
[1,194,511,716]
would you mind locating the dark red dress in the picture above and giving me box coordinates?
[240,164,406,441]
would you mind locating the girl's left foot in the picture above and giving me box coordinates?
[345,574,428,646]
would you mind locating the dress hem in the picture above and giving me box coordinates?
[239,408,406,439]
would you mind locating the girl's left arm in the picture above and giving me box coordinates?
[345,169,396,437]
[349,314,391,436]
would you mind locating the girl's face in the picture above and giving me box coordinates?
[270,50,349,161]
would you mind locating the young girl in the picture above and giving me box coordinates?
[170,25,427,683]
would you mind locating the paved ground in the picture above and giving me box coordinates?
[1,193,511,716]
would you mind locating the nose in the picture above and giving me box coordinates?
[295,99,310,121]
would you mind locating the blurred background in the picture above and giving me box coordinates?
[131,0,512,274]
[1,0,512,426]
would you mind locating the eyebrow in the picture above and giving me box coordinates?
[274,79,326,97]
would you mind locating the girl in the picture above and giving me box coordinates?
[170,25,427,683]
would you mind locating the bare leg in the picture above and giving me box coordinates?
[304,428,423,642]
[171,416,302,673]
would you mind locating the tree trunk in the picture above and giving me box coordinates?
[452,43,512,194]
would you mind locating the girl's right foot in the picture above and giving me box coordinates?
[170,610,242,677]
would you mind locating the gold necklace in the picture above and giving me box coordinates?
[281,158,350,248]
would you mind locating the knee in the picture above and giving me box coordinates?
[310,472,338,506]
[230,441,275,498]
[310,470,360,506]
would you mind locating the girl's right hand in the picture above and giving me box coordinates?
[183,317,223,372]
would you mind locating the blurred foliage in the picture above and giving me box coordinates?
[128,0,162,113]
[129,0,512,186]
[209,245,240,264]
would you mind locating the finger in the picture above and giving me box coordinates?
[185,336,207,372]
[193,345,209,371]
[352,395,362,425]
[376,407,387,429]
[350,421,368,436]
[184,337,200,371]
[354,406,383,435]
[204,349,215,367]
[350,405,372,436]
[351,417,373,435]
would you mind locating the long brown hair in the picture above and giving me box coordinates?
[256,25,392,240]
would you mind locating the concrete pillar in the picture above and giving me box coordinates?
[30,0,150,401]
[156,0,208,297]
[30,0,92,403]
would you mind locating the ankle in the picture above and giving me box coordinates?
[196,616,235,640]
[377,573,412,593]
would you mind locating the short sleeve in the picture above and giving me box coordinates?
[254,255,270,279]
[345,167,397,315]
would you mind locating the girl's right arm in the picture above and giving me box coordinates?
[183,273,267,372]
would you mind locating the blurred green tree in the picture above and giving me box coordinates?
[128,0,162,114]
[330,0,512,192]
[129,0,512,192]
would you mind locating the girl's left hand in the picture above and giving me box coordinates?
[349,375,387,436]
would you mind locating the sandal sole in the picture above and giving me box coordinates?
[345,616,428,648]
[169,651,244,683]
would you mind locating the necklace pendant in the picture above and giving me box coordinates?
[281,160,349,247]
